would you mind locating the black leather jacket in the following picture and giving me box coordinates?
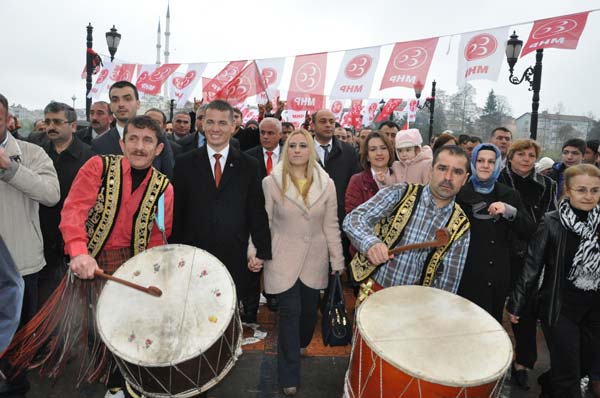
[507,210,566,326]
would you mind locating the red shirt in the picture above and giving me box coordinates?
[60,156,174,258]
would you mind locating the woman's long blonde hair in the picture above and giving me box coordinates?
[280,129,320,206]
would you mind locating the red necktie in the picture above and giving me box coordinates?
[266,151,273,175]
[214,153,222,187]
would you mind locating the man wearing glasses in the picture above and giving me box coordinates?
[0,93,59,396]
[38,102,93,308]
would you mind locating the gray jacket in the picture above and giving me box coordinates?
[0,134,60,275]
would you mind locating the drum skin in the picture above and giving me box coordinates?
[96,244,242,398]
[346,286,512,398]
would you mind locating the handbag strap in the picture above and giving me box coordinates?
[331,271,345,306]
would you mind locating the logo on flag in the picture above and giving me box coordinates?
[457,27,508,86]
[521,12,589,57]
[381,38,438,90]
[287,53,327,111]
[331,47,380,99]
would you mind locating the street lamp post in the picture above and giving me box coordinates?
[86,24,121,121]
[105,25,121,62]
[169,99,175,121]
[86,23,93,121]
[505,31,543,140]
[414,80,436,144]
[71,95,76,109]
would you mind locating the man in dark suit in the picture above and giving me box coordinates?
[245,117,282,311]
[179,104,240,155]
[171,100,271,325]
[77,101,113,145]
[91,81,176,179]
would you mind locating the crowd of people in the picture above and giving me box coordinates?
[1,84,600,398]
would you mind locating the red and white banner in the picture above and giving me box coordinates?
[287,53,327,112]
[88,57,114,99]
[381,38,438,90]
[403,99,419,123]
[347,99,364,129]
[167,63,207,108]
[136,63,180,96]
[255,58,286,100]
[457,27,509,86]
[216,61,266,107]
[282,110,308,128]
[109,63,137,84]
[521,11,589,57]
[330,99,345,121]
[376,98,403,123]
[240,104,259,123]
[361,99,380,127]
[330,46,380,99]
[203,61,248,102]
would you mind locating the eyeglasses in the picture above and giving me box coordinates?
[44,118,72,126]
[570,187,600,195]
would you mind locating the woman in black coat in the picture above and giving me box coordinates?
[498,139,557,390]
[456,143,535,322]
[508,164,600,398]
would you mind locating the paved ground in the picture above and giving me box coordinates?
[15,288,594,398]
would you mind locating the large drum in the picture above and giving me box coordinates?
[96,244,242,398]
[345,286,512,398]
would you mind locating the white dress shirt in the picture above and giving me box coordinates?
[207,145,230,180]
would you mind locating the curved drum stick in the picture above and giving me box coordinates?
[94,270,163,297]
[388,228,450,256]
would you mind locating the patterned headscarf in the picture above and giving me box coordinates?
[469,143,502,194]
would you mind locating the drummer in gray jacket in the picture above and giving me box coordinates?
[248,128,345,397]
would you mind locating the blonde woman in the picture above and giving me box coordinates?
[248,129,344,396]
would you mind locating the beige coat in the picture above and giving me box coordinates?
[255,163,344,294]
[0,134,60,276]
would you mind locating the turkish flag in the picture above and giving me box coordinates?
[376,99,402,123]
[215,61,266,106]
[203,61,248,102]
[287,53,327,112]
[380,38,438,90]
[521,11,589,57]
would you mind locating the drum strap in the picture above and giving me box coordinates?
[419,203,470,286]
[350,184,422,282]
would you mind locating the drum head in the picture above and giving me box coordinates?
[96,244,237,367]
[356,286,512,387]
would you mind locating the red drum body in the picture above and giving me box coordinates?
[96,245,242,398]
[344,286,512,398]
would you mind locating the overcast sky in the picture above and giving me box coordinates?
[3,0,600,119]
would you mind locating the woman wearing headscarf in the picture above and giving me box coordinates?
[456,143,535,322]
[498,139,557,390]
[508,164,600,398]
[247,129,345,396]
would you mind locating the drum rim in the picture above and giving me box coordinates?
[97,244,238,367]
[356,285,513,387]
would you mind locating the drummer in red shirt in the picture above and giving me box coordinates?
[62,115,173,397]
[62,115,173,279]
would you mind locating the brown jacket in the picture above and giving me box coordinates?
[251,162,345,294]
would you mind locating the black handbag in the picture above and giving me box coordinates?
[321,272,352,346]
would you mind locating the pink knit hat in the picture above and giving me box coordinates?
[395,128,423,148]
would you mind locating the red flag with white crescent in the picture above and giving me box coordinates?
[376,99,402,123]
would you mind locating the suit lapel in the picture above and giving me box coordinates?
[108,128,123,154]
[218,147,240,191]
